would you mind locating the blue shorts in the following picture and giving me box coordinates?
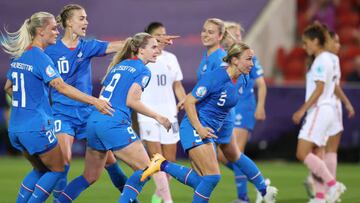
[234,104,256,131]
[179,119,213,152]
[53,103,94,140]
[9,128,58,155]
[215,108,235,145]
[86,116,139,151]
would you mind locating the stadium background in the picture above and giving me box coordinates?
[0,0,359,202]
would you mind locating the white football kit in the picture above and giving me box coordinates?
[138,50,183,144]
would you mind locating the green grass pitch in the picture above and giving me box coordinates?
[0,156,359,202]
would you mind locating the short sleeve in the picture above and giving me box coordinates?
[191,74,214,101]
[169,54,183,81]
[34,56,61,84]
[134,69,151,90]
[312,57,330,82]
[6,69,12,80]
[83,39,109,58]
[249,56,264,80]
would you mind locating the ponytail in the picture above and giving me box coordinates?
[1,12,54,58]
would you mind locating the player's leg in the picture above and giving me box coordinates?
[104,151,129,192]
[57,147,108,203]
[324,132,341,177]
[114,140,151,202]
[52,118,74,200]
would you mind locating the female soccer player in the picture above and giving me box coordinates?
[138,22,186,203]
[1,11,112,203]
[57,32,172,203]
[44,4,129,198]
[46,5,178,199]
[292,23,346,203]
[220,21,268,203]
[135,42,277,203]
[304,29,355,203]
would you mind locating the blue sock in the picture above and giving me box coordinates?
[233,165,249,201]
[53,165,70,200]
[105,162,128,192]
[57,175,90,203]
[161,160,202,188]
[118,170,148,203]
[27,171,63,203]
[233,154,267,196]
[193,174,221,203]
[225,162,234,171]
[16,169,43,203]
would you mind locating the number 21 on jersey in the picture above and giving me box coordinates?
[11,72,26,107]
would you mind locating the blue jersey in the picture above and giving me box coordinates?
[184,68,242,132]
[45,38,109,107]
[93,59,151,124]
[196,48,227,80]
[6,47,60,132]
[237,56,264,103]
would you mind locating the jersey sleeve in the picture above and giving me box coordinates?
[312,56,330,82]
[33,56,61,84]
[134,68,151,91]
[6,68,12,80]
[169,54,183,81]
[191,74,214,102]
[83,39,109,58]
[249,56,264,80]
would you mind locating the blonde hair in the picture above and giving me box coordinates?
[102,32,153,83]
[57,4,84,29]
[204,18,225,37]
[221,21,244,49]
[223,42,250,63]
[1,12,54,58]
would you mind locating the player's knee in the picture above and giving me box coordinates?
[83,172,100,185]
[296,150,307,161]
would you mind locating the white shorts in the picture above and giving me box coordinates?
[298,105,340,146]
[328,101,343,137]
[139,121,180,144]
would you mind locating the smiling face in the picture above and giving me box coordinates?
[138,38,160,64]
[66,9,88,37]
[39,17,59,45]
[201,21,223,48]
[232,49,254,74]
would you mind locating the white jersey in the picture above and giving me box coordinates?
[305,51,336,111]
[328,52,342,105]
[138,50,183,122]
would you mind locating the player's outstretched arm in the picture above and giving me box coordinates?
[50,78,114,116]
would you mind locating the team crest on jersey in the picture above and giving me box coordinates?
[196,86,207,97]
[45,65,56,77]
[77,51,83,58]
[316,66,324,74]
[202,64,207,72]
[142,76,150,87]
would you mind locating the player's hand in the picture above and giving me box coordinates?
[292,109,305,124]
[177,98,185,111]
[155,35,180,45]
[197,126,217,139]
[94,99,114,116]
[156,115,172,132]
[345,103,355,118]
[255,106,266,121]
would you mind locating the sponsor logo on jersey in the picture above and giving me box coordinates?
[45,65,56,77]
[77,51,83,58]
[142,76,150,87]
[196,86,207,97]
